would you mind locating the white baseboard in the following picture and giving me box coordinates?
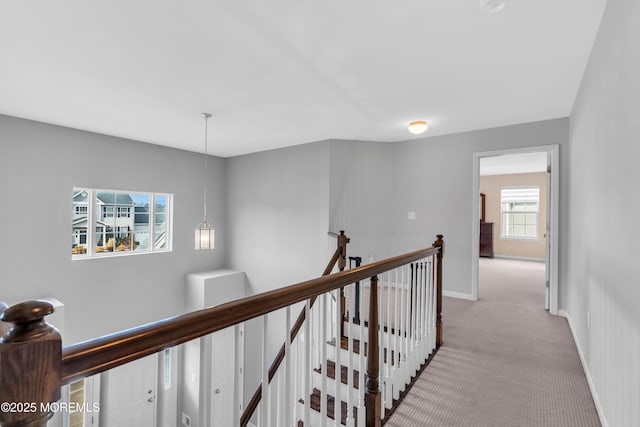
[493,255,545,262]
[442,290,475,301]
[560,310,609,427]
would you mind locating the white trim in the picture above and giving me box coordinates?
[442,290,475,301]
[493,255,545,262]
[497,236,542,242]
[471,157,481,301]
[472,144,559,314]
[560,311,609,427]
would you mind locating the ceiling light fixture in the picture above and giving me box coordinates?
[480,0,507,14]
[408,120,428,135]
[195,112,215,251]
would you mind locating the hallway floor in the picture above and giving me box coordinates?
[385,258,601,427]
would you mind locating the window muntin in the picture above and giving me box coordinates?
[72,188,172,258]
[500,187,539,239]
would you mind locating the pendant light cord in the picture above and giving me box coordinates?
[202,113,210,221]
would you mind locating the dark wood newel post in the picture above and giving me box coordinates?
[365,275,381,427]
[0,300,62,427]
[337,230,350,337]
[434,234,444,346]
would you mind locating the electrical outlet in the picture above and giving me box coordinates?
[408,211,416,220]
[182,412,191,427]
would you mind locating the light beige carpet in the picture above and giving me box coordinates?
[386,258,601,427]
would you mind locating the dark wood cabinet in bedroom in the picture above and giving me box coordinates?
[479,193,494,258]
[479,222,494,258]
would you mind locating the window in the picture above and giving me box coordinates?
[102,206,114,218]
[500,187,539,239]
[117,206,131,218]
[72,188,172,258]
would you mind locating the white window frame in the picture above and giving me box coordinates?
[500,186,539,240]
[72,188,173,259]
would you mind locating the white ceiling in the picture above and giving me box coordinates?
[480,152,548,176]
[0,1,605,157]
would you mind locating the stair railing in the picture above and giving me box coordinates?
[0,234,443,427]
[240,230,350,426]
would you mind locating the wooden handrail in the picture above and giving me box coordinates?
[1,236,443,427]
[61,244,439,384]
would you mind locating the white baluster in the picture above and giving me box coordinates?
[416,261,423,362]
[418,260,426,366]
[431,258,436,350]
[321,293,327,426]
[261,314,269,427]
[400,263,408,387]
[377,271,383,412]
[393,267,400,401]
[378,273,385,423]
[311,295,318,376]
[424,259,431,358]
[398,265,407,391]
[420,260,427,365]
[422,259,431,361]
[411,262,418,374]
[357,278,365,426]
[404,263,411,385]
[284,307,292,426]
[384,271,392,410]
[335,288,342,426]
[276,370,282,427]
[304,300,311,427]
[346,283,354,427]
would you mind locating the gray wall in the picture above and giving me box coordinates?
[0,114,225,345]
[1,113,575,422]
[225,141,332,407]
[223,120,571,410]
[567,0,640,425]
[391,119,570,299]
[329,139,394,262]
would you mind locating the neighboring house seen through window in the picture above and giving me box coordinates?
[500,186,539,239]
[72,188,172,258]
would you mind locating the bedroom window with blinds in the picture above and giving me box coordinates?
[500,186,539,239]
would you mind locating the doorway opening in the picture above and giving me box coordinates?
[471,145,559,314]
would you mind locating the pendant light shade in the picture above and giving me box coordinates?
[195,112,215,250]
[195,219,215,250]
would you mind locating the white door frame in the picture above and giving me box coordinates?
[471,144,559,315]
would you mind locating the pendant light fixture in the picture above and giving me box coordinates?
[195,112,215,250]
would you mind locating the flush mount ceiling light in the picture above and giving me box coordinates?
[480,0,507,14]
[195,112,215,251]
[408,120,428,135]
